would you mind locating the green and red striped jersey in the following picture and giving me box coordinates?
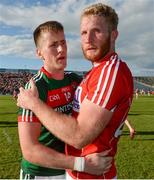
[18,67,81,176]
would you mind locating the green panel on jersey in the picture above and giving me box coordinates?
[18,69,82,176]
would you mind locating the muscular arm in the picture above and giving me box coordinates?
[38,99,112,149]
[17,83,113,149]
[18,120,112,175]
[18,122,74,170]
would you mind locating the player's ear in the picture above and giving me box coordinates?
[36,48,44,60]
[111,30,118,41]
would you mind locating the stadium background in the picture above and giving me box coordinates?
[0,68,154,178]
[1,68,154,96]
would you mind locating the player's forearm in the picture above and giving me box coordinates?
[22,143,113,176]
[17,88,106,149]
[22,143,74,170]
[125,119,131,129]
[30,97,85,148]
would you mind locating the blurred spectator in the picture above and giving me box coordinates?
[125,119,136,140]
[135,88,139,99]
[0,72,33,95]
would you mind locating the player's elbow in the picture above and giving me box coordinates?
[21,144,38,163]
[22,148,34,162]
[71,134,90,149]
[73,142,85,149]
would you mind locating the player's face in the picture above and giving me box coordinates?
[37,30,67,73]
[80,15,112,63]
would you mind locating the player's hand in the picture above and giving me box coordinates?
[17,79,39,110]
[84,149,112,175]
[130,128,136,140]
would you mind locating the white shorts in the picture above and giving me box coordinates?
[20,169,65,180]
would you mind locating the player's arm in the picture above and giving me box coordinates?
[18,121,112,175]
[124,119,135,139]
[17,80,113,149]
[31,98,112,149]
[18,121,74,169]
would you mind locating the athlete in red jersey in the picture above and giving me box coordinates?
[66,52,133,179]
[17,3,134,179]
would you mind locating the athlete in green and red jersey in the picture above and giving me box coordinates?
[18,67,81,178]
[18,21,112,179]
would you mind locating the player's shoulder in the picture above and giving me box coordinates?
[105,57,131,76]
[25,70,45,90]
[118,59,132,76]
[64,71,83,83]
[33,70,45,83]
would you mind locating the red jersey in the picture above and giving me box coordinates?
[66,52,134,179]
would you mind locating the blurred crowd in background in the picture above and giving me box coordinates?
[0,72,154,97]
[0,72,33,95]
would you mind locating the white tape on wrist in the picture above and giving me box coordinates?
[73,157,85,172]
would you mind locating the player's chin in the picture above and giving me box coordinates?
[58,59,66,66]
[85,54,98,63]
[58,63,67,70]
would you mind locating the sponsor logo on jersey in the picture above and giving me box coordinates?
[49,94,60,102]
[61,86,70,92]
[55,102,73,113]
[47,85,75,108]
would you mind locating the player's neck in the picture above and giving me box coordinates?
[44,66,64,80]
[52,71,64,80]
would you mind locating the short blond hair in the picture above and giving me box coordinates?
[81,3,118,31]
[33,21,64,47]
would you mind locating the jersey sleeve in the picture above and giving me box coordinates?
[18,81,40,123]
[87,59,123,111]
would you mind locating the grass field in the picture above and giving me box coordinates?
[0,95,154,179]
